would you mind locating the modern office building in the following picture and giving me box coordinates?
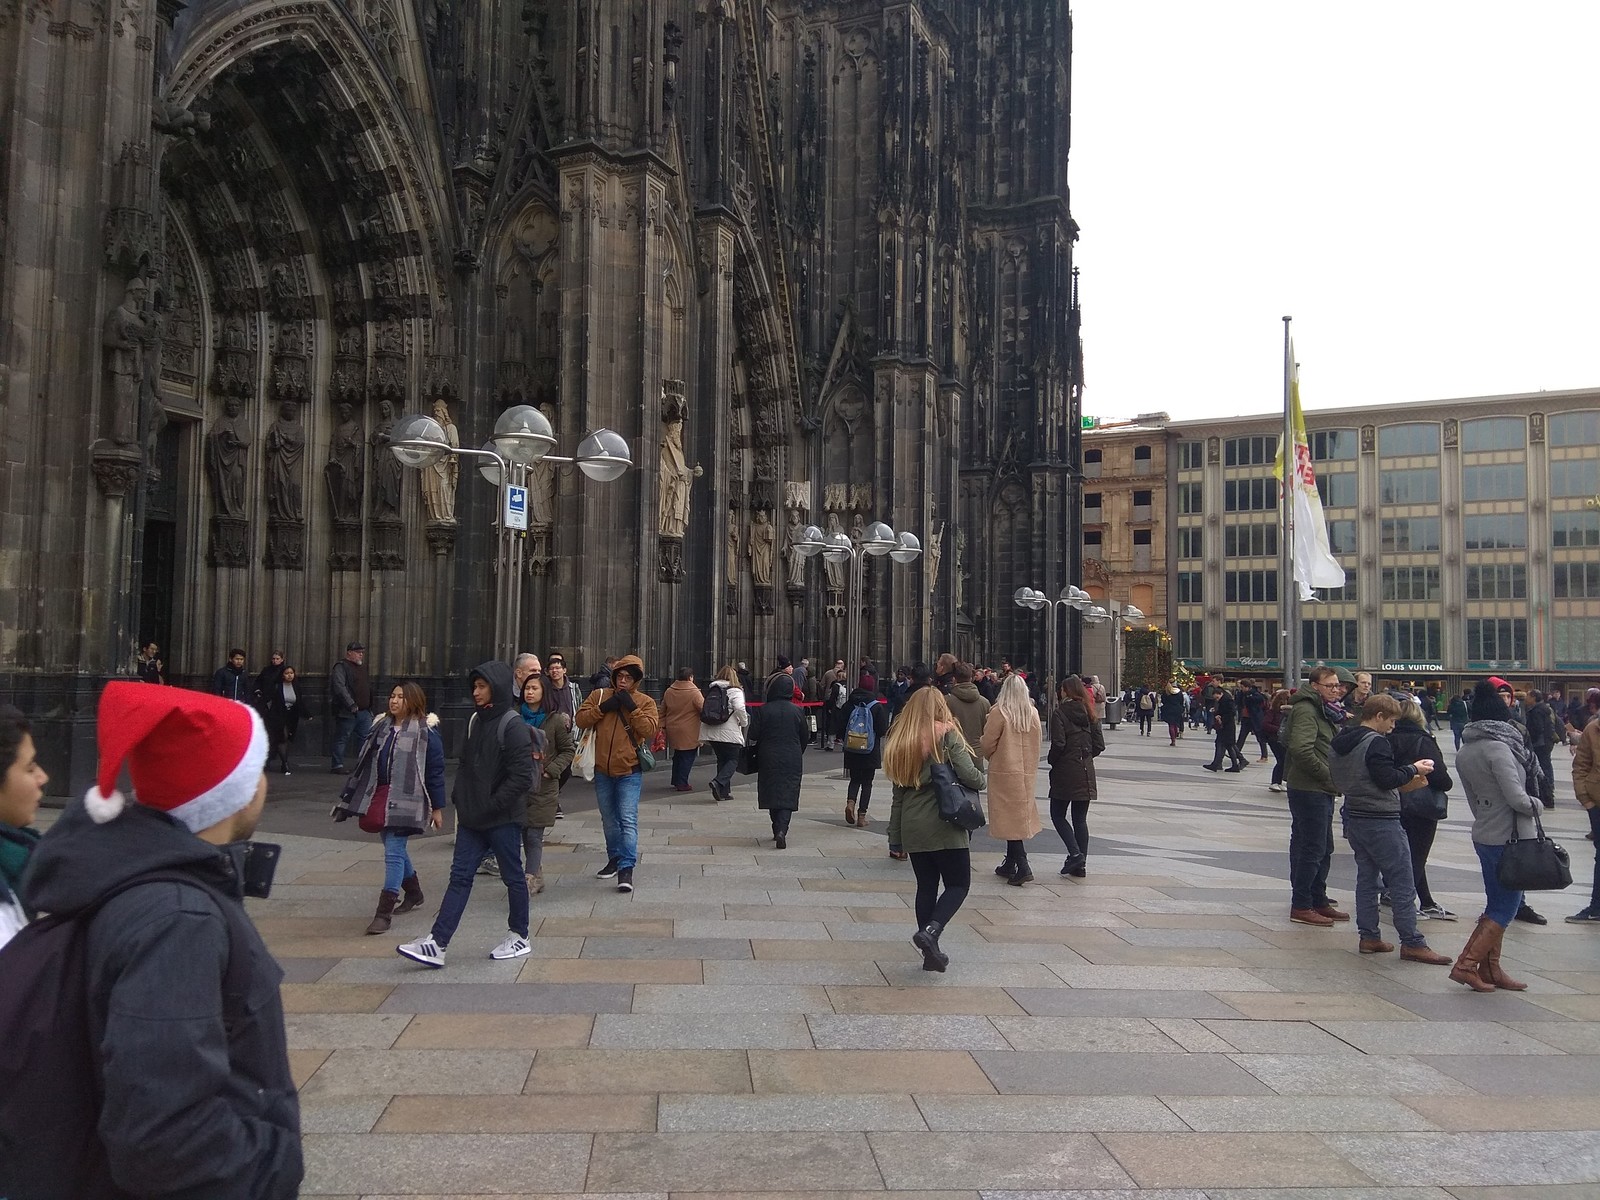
[1166,388,1600,689]
[1080,416,1171,632]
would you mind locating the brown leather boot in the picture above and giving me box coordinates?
[1359,938,1394,954]
[365,889,399,935]
[1484,923,1528,990]
[395,874,424,914]
[1448,916,1497,992]
[1400,942,1451,965]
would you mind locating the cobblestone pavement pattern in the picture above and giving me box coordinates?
[237,724,1600,1197]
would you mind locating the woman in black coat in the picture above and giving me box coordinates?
[1048,675,1104,877]
[749,674,809,848]
[262,664,311,774]
[1388,694,1456,920]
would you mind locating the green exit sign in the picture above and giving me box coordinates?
[1081,416,1097,430]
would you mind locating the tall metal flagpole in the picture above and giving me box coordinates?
[1281,316,1297,692]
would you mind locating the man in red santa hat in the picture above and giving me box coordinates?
[15,682,302,1199]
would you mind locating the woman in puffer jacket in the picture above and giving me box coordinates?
[1450,680,1538,992]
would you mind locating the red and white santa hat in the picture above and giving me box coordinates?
[86,681,269,834]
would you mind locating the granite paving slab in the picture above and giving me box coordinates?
[1400,1094,1600,1132]
[298,1049,533,1098]
[655,1093,928,1132]
[589,1013,814,1050]
[1228,1054,1475,1097]
[297,1097,391,1134]
[579,936,754,960]
[1322,1130,1600,1187]
[915,1095,1188,1132]
[518,958,704,984]
[1097,1131,1377,1188]
[1211,992,1423,1022]
[703,960,889,986]
[805,1014,1012,1051]
[1381,991,1579,1022]
[971,1051,1273,1096]
[278,956,339,983]
[867,1132,1135,1190]
[300,1132,592,1193]
[1195,1019,1365,1054]
[392,1013,594,1049]
[522,1048,752,1094]
[629,984,831,1013]
[1314,1020,1563,1056]
[825,985,1026,1015]
[748,1050,997,1095]
[376,982,634,1014]
[989,1016,1186,1053]
[1001,988,1243,1018]
[279,982,397,1013]
[1044,964,1277,991]
[284,1013,414,1049]
[1501,1021,1600,1054]
[585,1131,884,1192]
[375,1093,657,1133]
[1419,1055,1600,1096]
[1161,1095,1442,1132]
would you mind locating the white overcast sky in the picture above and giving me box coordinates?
[1069,1,1600,422]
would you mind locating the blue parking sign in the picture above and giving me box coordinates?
[504,484,529,531]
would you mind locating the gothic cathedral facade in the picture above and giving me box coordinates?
[0,0,1081,783]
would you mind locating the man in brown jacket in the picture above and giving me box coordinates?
[661,667,705,793]
[1568,688,1600,924]
[576,654,659,892]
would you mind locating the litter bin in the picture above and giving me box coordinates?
[1104,697,1124,729]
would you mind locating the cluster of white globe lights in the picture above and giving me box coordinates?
[389,404,631,482]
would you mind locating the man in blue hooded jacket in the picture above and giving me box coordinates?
[399,661,533,967]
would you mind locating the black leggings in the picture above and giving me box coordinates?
[1005,838,1031,869]
[1268,737,1286,786]
[847,763,876,812]
[909,847,971,929]
[1051,795,1089,857]
[1401,812,1438,908]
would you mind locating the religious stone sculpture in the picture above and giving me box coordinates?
[726,516,740,581]
[927,522,942,595]
[264,401,305,521]
[370,399,403,520]
[783,507,806,583]
[325,403,365,523]
[748,509,775,585]
[103,278,148,447]
[420,398,460,523]
[205,396,250,518]
[824,511,847,592]
[658,385,692,539]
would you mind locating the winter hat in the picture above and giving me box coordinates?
[1469,679,1511,724]
[859,672,878,693]
[85,681,268,834]
[1489,676,1513,694]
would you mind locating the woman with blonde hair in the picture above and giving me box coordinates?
[884,686,987,971]
[1049,674,1103,877]
[700,663,749,802]
[982,673,1043,885]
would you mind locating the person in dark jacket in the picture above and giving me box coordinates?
[1281,665,1355,926]
[842,673,891,830]
[1389,694,1456,920]
[1048,675,1103,877]
[398,661,533,968]
[261,664,310,775]
[1328,693,1451,966]
[1448,688,1471,750]
[1157,685,1187,745]
[329,641,373,772]
[1526,689,1559,809]
[749,674,809,848]
[1203,685,1247,771]
[0,705,46,950]
[252,650,286,713]
[18,682,302,1199]
[212,647,249,702]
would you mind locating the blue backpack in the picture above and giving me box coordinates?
[845,701,877,753]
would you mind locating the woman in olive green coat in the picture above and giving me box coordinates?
[884,687,986,972]
[520,674,575,896]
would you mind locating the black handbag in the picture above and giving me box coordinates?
[930,761,987,831]
[738,739,759,776]
[1496,805,1572,892]
[1399,786,1448,822]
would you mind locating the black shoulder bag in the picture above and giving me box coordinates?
[930,761,987,832]
[1496,803,1572,892]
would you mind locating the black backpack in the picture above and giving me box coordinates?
[701,685,732,725]
[0,871,251,1200]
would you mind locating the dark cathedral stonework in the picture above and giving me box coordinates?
[0,0,1081,794]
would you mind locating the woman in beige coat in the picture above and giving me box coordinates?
[980,673,1043,885]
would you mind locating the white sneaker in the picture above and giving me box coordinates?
[397,934,446,968]
[490,932,532,960]
[1268,783,1286,792]
[1420,904,1458,921]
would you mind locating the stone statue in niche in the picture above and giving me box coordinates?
[325,402,365,522]
[205,396,250,518]
[420,399,460,523]
[103,277,148,447]
[264,401,305,521]
[726,516,740,582]
[748,509,775,586]
[784,508,806,582]
[955,527,968,612]
[824,512,847,592]
[370,399,403,519]
[657,387,693,539]
[927,522,942,595]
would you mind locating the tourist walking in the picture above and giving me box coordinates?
[1282,665,1354,926]
[397,662,533,965]
[700,664,748,802]
[1328,693,1451,965]
[1389,693,1457,920]
[519,673,574,897]
[1567,696,1600,923]
[1203,684,1247,771]
[946,662,992,756]
[336,682,446,934]
[261,663,309,775]
[1451,679,1538,991]
[1048,675,1102,877]
[748,674,808,848]
[883,687,986,971]
[252,650,286,712]
[1158,684,1186,744]
[1448,687,1470,750]
[1135,686,1156,736]
[1262,686,1293,792]
[329,640,373,773]
[0,705,46,951]
[982,672,1042,885]
[576,654,659,892]
[1527,689,1559,808]
[212,647,249,702]
[842,672,890,830]
[662,667,705,793]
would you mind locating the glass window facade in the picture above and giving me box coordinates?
[1083,530,1102,550]
[1225,524,1278,557]
[1315,570,1357,603]
[1379,423,1440,457]
[1317,472,1357,508]
[1550,458,1600,498]
[1383,565,1443,601]
[1224,570,1278,603]
[1465,564,1527,600]
[1549,410,1600,448]
[1463,513,1528,550]
[1554,618,1600,666]
[1224,436,1278,467]
[1224,620,1278,661]
[1381,517,1442,553]
[1224,478,1276,511]
[1177,527,1203,558]
[1303,618,1358,661]
[1311,429,1358,461]
[1379,467,1441,505]
[1461,416,1524,452]
[1178,482,1202,514]
[1177,440,1204,469]
[1553,510,1600,547]
[1554,562,1600,599]
[1328,519,1358,554]
[1175,620,1204,660]
[1383,618,1442,662]
[1467,618,1528,664]
[1177,571,1203,604]
[1461,463,1526,502]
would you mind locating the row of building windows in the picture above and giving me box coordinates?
[1174,518,1597,564]
[1176,617,1600,668]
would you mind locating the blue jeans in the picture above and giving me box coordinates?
[710,742,740,794]
[431,822,529,945]
[1474,841,1523,927]
[1587,805,1600,912]
[1286,788,1335,910]
[382,831,415,892]
[1343,814,1424,946]
[333,709,373,768]
[671,747,698,788]
[594,769,642,869]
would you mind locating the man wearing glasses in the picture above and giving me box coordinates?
[1281,665,1357,926]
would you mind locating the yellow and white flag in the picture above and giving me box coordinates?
[1273,351,1346,601]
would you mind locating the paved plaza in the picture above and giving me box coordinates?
[242,722,1600,1198]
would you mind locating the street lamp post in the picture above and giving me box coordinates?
[389,405,631,661]
[1014,584,1108,710]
